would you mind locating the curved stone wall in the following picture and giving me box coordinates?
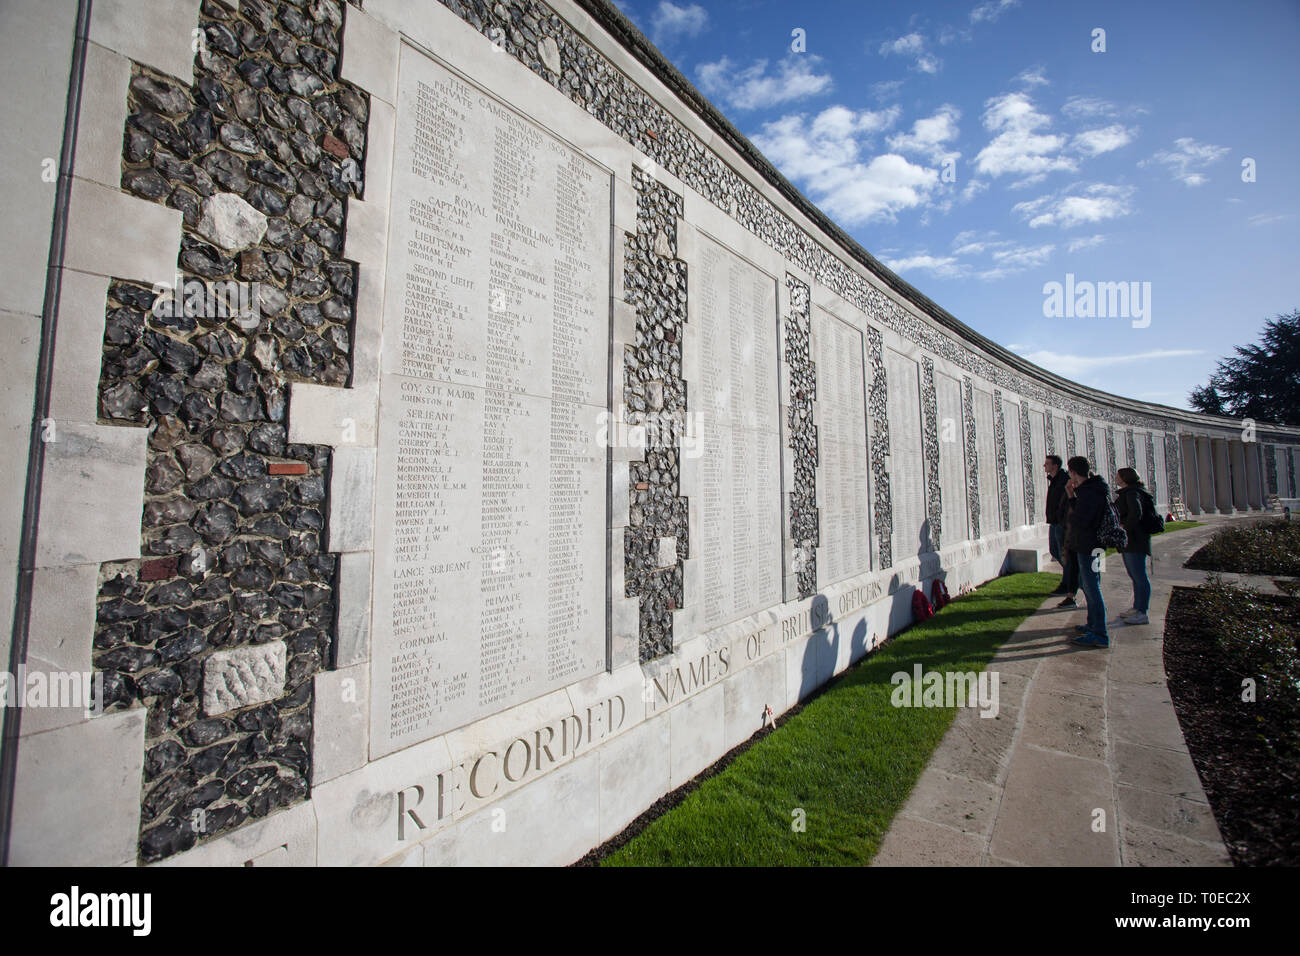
[2,0,1297,867]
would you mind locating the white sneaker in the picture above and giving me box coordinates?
[1118,607,1137,617]
[1123,611,1149,625]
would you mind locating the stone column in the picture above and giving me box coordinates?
[1181,434,1201,514]
[1212,438,1233,513]
[1196,436,1216,514]
[1229,440,1249,511]
[1244,442,1263,510]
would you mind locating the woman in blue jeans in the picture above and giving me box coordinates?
[1114,467,1153,625]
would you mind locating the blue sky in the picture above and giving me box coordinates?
[612,0,1300,411]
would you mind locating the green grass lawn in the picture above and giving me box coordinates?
[601,571,1061,867]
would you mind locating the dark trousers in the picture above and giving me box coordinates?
[1048,523,1064,565]
[1061,547,1079,595]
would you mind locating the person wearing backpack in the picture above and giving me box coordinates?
[1063,456,1112,647]
[1114,467,1158,625]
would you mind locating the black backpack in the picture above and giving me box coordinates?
[1096,499,1128,550]
[1137,489,1164,535]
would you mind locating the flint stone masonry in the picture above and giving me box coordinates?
[3,0,1299,869]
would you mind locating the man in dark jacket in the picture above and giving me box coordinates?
[1063,456,1110,647]
[1044,455,1069,594]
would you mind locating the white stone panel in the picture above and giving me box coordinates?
[1029,410,1047,522]
[20,564,100,736]
[9,708,146,866]
[811,307,868,585]
[886,349,927,557]
[695,235,782,630]
[89,0,201,82]
[311,736,455,866]
[312,663,370,785]
[1132,430,1148,477]
[974,389,998,538]
[936,372,968,543]
[335,550,373,668]
[368,46,610,755]
[1150,433,1167,509]
[668,683,725,787]
[723,649,785,751]
[1052,415,1068,461]
[34,421,147,567]
[75,42,132,189]
[597,712,670,842]
[63,177,182,289]
[1005,401,1027,527]
[423,755,599,866]
[47,269,112,422]
[0,0,76,318]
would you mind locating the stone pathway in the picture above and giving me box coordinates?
[871,518,1250,867]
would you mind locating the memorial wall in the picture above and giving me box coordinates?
[3,0,1299,868]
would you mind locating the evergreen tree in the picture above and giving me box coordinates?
[1188,310,1300,425]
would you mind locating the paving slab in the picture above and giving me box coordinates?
[872,814,985,867]
[872,520,1234,867]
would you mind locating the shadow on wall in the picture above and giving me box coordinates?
[792,518,953,705]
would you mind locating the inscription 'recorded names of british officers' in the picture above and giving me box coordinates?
[373,51,611,756]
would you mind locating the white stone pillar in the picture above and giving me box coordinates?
[1212,438,1233,513]
[1181,434,1200,514]
[1196,437,1216,514]
[1244,442,1263,510]
[1229,440,1249,511]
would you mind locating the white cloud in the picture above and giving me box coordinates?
[821,154,940,225]
[871,79,904,101]
[753,106,944,225]
[880,33,924,55]
[879,32,941,73]
[971,0,1019,24]
[887,104,962,165]
[970,240,1056,280]
[1140,137,1230,187]
[1071,124,1135,156]
[990,243,1054,267]
[1016,348,1203,380]
[1248,212,1294,226]
[887,234,1055,281]
[1067,234,1107,252]
[883,254,964,277]
[650,1,707,44]
[697,56,833,111]
[1013,183,1135,229]
[1061,95,1115,120]
[973,92,1076,185]
[1015,65,1049,87]
[951,229,990,256]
